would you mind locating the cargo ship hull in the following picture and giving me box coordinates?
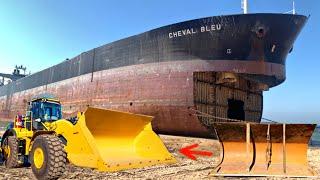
[0,14,307,137]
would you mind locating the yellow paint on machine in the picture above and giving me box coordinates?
[53,107,176,171]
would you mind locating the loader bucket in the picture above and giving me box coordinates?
[211,122,317,177]
[54,107,176,172]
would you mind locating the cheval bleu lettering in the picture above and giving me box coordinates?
[168,24,221,39]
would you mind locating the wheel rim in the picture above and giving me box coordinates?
[3,145,10,158]
[34,147,44,169]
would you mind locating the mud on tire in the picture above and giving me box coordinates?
[30,134,67,180]
[2,136,20,168]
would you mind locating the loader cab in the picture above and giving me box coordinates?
[28,98,62,130]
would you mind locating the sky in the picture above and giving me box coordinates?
[0,0,319,123]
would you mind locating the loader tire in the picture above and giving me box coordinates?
[30,135,67,180]
[2,136,20,168]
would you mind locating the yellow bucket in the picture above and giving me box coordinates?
[53,107,176,171]
[211,122,317,177]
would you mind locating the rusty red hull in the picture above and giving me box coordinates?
[1,60,276,137]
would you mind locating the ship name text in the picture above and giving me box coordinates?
[168,24,221,39]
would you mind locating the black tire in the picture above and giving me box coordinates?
[0,152,3,165]
[30,134,67,180]
[2,136,20,168]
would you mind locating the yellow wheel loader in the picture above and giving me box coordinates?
[0,96,176,179]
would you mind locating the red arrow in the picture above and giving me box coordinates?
[179,143,213,160]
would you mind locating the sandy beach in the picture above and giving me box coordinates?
[0,134,318,180]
